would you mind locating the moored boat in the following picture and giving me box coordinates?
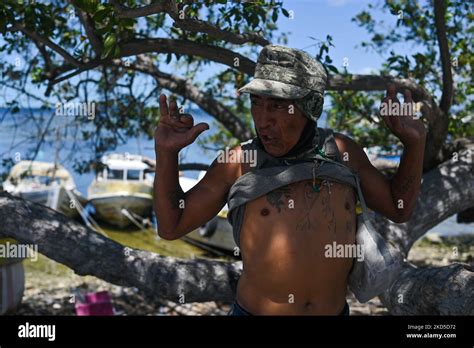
[87,153,154,229]
[2,160,86,219]
[178,171,237,252]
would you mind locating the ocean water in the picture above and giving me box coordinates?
[0,107,216,194]
[0,108,472,237]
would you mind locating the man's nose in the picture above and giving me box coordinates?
[259,103,276,126]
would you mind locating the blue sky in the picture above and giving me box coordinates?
[278,0,388,74]
[0,0,414,107]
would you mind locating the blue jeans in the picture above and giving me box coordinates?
[227,301,350,316]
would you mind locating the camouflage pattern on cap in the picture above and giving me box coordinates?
[294,91,325,122]
[239,44,328,122]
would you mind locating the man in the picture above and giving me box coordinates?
[154,45,426,315]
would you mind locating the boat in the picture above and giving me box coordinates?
[178,171,237,252]
[87,153,154,229]
[185,205,236,253]
[2,160,86,219]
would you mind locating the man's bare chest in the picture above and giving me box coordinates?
[240,179,357,245]
[248,179,354,217]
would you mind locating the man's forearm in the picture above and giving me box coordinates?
[390,138,426,221]
[154,148,184,237]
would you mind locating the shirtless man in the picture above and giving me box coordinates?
[154,45,426,315]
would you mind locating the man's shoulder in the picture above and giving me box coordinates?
[332,132,362,152]
[331,132,368,172]
[207,143,248,184]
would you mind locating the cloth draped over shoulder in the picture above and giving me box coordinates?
[226,127,404,303]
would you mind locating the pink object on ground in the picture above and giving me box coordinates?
[75,291,115,316]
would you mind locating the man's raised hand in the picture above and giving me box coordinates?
[155,94,209,153]
[379,84,426,147]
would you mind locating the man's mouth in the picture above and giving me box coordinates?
[260,134,275,143]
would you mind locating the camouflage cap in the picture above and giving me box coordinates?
[239,44,328,121]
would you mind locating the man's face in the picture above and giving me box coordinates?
[250,94,308,157]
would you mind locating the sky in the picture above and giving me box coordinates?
[277,0,388,74]
[0,0,417,107]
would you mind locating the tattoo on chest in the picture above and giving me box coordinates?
[266,186,292,213]
[322,189,336,236]
[296,183,321,232]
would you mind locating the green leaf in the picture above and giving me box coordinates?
[84,0,99,13]
[272,9,278,22]
[113,45,120,58]
[327,65,339,74]
[92,8,109,23]
[103,33,116,50]
[101,34,116,59]
[75,0,98,13]
[281,8,289,17]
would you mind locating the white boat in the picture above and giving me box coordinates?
[178,171,237,252]
[87,153,154,229]
[2,160,86,219]
[185,206,236,252]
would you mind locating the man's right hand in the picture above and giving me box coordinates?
[155,94,209,153]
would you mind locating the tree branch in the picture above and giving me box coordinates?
[380,263,473,315]
[33,40,53,72]
[327,74,433,102]
[9,23,82,69]
[114,55,253,141]
[0,192,241,303]
[120,38,256,75]
[327,73,449,170]
[109,0,170,18]
[110,0,270,46]
[433,0,454,114]
[371,146,474,256]
[74,3,103,57]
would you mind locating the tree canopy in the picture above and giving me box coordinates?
[1,0,471,174]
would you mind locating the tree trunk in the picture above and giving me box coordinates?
[0,192,240,303]
[379,263,473,315]
[372,147,474,256]
[0,148,472,313]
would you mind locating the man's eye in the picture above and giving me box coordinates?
[275,103,286,109]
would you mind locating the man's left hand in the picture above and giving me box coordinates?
[380,84,427,147]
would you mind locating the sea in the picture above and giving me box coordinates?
[0,107,472,237]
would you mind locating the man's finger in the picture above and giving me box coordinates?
[403,89,413,103]
[387,84,398,99]
[169,96,178,117]
[186,122,209,143]
[390,114,403,133]
[159,94,170,119]
[179,114,194,127]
